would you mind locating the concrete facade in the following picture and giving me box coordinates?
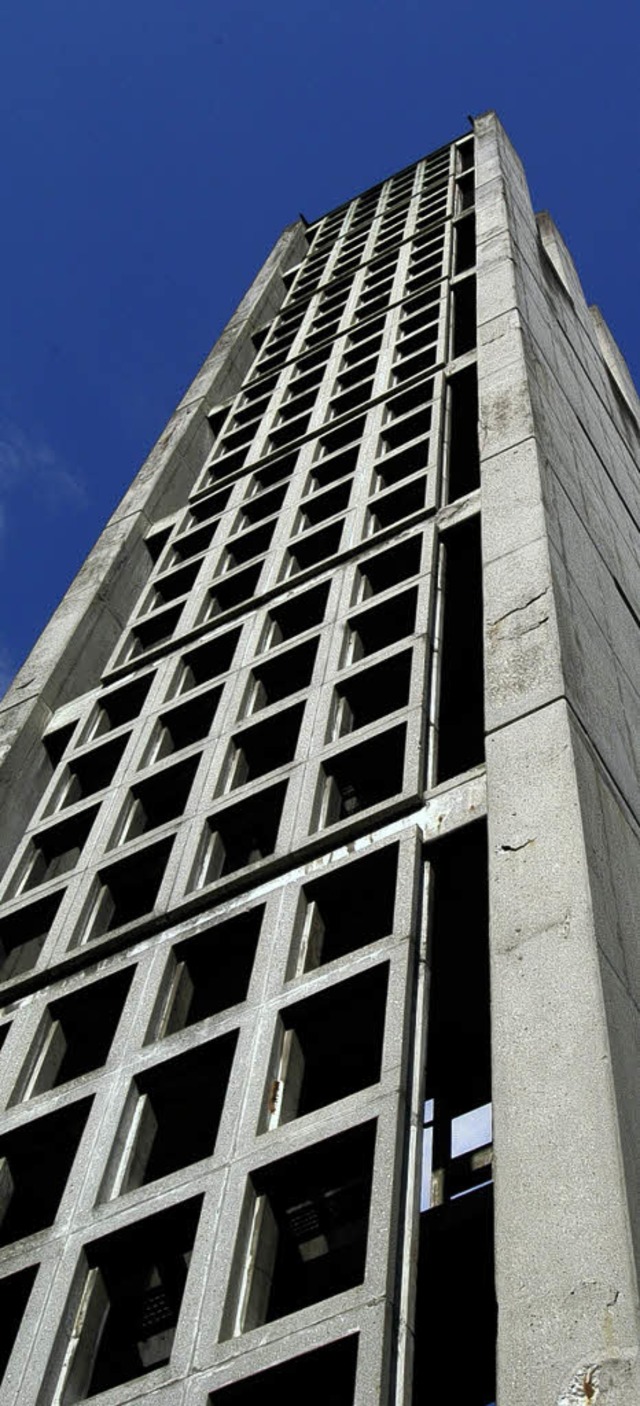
[0,114,638,1405]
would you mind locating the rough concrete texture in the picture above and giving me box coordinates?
[476,110,640,1404]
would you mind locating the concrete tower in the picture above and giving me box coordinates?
[0,112,639,1406]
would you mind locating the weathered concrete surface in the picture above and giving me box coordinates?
[477,110,640,1404]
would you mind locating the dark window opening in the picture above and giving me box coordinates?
[412,1187,495,1406]
[237,483,287,527]
[188,484,234,524]
[63,1197,202,1400]
[250,453,297,492]
[347,587,418,660]
[368,478,426,531]
[237,1122,375,1330]
[0,892,63,982]
[318,725,406,826]
[117,756,199,843]
[128,605,181,658]
[19,969,134,1099]
[456,172,475,212]
[318,416,365,457]
[248,638,318,711]
[206,561,263,618]
[331,652,411,737]
[34,972,134,1091]
[347,315,385,345]
[309,444,359,491]
[178,628,240,693]
[115,1033,237,1192]
[455,215,476,274]
[0,1265,39,1384]
[155,908,263,1037]
[452,276,476,358]
[265,582,329,645]
[298,482,350,529]
[89,839,173,936]
[43,722,76,767]
[267,966,388,1126]
[448,365,480,500]
[287,523,344,576]
[144,527,172,565]
[48,734,129,813]
[199,782,287,882]
[229,703,304,786]
[398,323,439,361]
[336,354,378,390]
[207,447,248,481]
[357,537,422,598]
[88,676,154,738]
[224,521,275,569]
[22,807,99,891]
[423,821,491,1197]
[0,1097,92,1245]
[149,560,200,608]
[436,518,484,781]
[342,334,382,368]
[269,414,311,451]
[392,346,437,383]
[151,688,221,760]
[380,406,432,453]
[374,440,429,490]
[329,380,374,418]
[457,139,475,171]
[207,1336,358,1406]
[278,389,316,422]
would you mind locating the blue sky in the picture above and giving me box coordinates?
[1,0,638,692]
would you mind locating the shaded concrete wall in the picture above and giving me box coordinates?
[476,111,640,1404]
[0,221,308,876]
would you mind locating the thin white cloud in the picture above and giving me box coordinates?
[0,421,86,514]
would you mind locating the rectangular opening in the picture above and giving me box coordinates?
[43,721,76,767]
[197,782,287,883]
[448,365,480,500]
[206,562,263,619]
[329,652,412,738]
[285,517,344,573]
[412,1187,495,1405]
[368,478,426,532]
[317,725,406,827]
[224,522,274,570]
[234,1122,375,1331]
[60,1197,203,1400]
[127,605,181,658]
[113,756,200,846]
[266,965,388,1126]
[246,638,318,712]
[436,517,484,782]
[147,560,200,608]
[0,1264,38,1385]
[207,1336,358,1406]
[265,582,329,646]
[452,276,476,358]
[87,838,173,938]
[226,704,304,787]
[177,628,241,694]
[152,907,263,1038]
[19,807,99,892]
[0,892,63,982]
[110,1033,237,1193]
[250,452,297,491]
[84,675,154,741]
[356,537,422,599]
[46,734,129,814]
[236,483,287,527]
[298,481,350,529]
[17,968,134,1100]
[374,440,429,490]
[188,483,234,524]
[346,587,418,661]
[0,1097,92,1245]
[318,416,365,458]
[454,214,476,274]
[147,687,221,760]
[309,444,359,491]
[380,406,432,453]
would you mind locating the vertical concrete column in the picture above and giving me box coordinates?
[475,111,640,1404]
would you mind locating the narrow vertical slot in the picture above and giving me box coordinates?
[447,366,480,501]
[435,517,484,782]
